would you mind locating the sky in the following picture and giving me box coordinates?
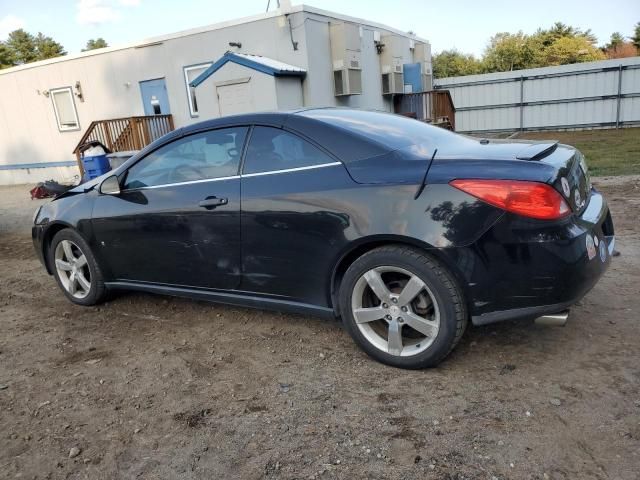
[0,0,638,57]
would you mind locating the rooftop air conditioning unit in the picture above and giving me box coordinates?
[330,22,362,96]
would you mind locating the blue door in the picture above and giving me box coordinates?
[403,63,422,93]
[139,78,171,116]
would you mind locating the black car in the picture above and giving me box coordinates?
[33,109,614,368]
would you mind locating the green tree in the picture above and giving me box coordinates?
[432,49,484,78]
[539,22,597,46]
[34,32,66,60]
[603,31,636,59]
[544,36,605,65]
[479,22,604,75]
[483,31,543,72]
[5,29,37,64]
[434,21,633,78]
[0,42,14,69]
[83,38,109,51]
[606,32,625,50]
[632,22,640,51]
[581,29,598,44]
[2,29,65,67]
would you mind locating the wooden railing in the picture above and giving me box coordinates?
[394,90,456,131]
[73,115,174,172]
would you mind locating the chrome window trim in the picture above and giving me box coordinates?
[242,162,342,178]
[119,162,342,192]
[121,175,240,192]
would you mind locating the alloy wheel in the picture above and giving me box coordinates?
[54,240,91,299]
[351,266,440,357]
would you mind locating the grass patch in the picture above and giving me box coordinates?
[516,128,640,176]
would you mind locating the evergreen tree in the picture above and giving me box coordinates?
[632,22,640,52]
[0,28,66,68]
[83,38,109,51]
[5,29,37,64]
[34,32,66,60]
[606,32,625,50]
[0,42,14,69]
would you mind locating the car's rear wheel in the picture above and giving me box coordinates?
[50,229,106,306]
[339,245,467,368]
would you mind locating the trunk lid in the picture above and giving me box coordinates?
[537,145,591,215]
[437,138,591,215]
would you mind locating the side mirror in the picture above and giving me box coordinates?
[99,175,121,195]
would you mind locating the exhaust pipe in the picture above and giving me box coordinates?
[534,310,570,327]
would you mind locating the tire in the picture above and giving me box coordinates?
[339,245,467,369]
[49,229,107,306]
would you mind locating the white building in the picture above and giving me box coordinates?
[0,4,432,185]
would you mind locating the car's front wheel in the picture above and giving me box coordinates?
[50,229,106,306]
[339,245,467,369]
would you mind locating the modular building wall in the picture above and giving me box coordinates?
[0,5,429,185]
[0,10,308,185]
[434,57,640,134]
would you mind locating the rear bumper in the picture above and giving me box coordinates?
[444,189,614,325]
[472,301,577,326]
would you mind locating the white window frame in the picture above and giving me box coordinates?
[50,86,80,132]
[183,63,212,118]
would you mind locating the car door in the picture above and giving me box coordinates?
[91,126,248,290]
[239,126,353,306]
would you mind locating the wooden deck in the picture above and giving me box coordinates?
[394,90,456,131]
[73,115,174,174]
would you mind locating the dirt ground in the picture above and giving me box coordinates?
[1,176,639,480]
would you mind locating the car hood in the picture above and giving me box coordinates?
[57,175,103,197]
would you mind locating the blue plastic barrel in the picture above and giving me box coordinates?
[81,144,112,180]
[82,154,111,180]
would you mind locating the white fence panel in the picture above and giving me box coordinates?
[434,57,640,133]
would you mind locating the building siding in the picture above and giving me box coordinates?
[0,6,428,185]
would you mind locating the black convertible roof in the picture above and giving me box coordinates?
[176,108,458,163]
[176,109,386,162]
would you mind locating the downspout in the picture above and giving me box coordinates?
[286,15,298,51]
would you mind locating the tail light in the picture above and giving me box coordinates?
[450,179,571,220]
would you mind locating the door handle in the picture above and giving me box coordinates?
[199,196,228,209]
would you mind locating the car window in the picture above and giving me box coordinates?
[124,127,248,189]
[243,126,335,175]
[298,109,464,151]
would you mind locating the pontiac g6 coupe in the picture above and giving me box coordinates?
[33,109,614,368]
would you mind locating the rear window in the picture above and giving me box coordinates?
[298,109,460,150]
